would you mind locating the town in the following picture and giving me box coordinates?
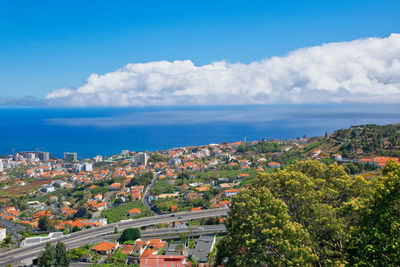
[0,124,399,266]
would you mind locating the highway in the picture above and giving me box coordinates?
[0,208,228,266]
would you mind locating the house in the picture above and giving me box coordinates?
[92,242,118,254]
[219,200,230,208]
[120,244,134,254]
[140,255,188,267]
[224,189,240,197]
[127,208,141,216]
[185,192,203,200]
[110,183,122,190]
[49,196,58,202]
[133,240,149,256]
[41,185,55,193]
[53,180,67,188]
[331,154,342,161]
[268,162,281,168]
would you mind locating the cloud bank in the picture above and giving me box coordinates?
[45,34,400,106]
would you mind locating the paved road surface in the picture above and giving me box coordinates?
[142,171,162,215]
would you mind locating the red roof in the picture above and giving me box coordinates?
[92,242,117,252]
[140,255,187,267]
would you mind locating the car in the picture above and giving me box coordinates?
[170,214,176,217]
[178,216,182,219]
[65,234,70,237]
[198,227,205,230]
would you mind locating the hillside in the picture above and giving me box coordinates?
[301,123,400,159]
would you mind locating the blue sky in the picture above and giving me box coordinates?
[1,0,400,103]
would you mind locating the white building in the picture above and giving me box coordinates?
[134,152,148,166]
[0,228,6,242]
[41,185,55,193]
[197,149,210,158]
[93,155,103,163]
[121,150,130,156]
[84,163,93,172]
[0,160,3,172]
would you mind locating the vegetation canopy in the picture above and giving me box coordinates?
[216,159,400,266]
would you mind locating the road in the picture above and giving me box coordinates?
[0,208,228,266]
[142,171,162,215]
[0,218,26,241]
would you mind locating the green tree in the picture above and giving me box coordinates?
[38,216,54,232]
[215,186,318,266]
[345,161,400,266]
[55,241,70,267]
[250,159,372,265]
[119,228,141,243]
[37,243,56,267]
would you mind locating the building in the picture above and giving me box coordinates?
[0,228,6,242]
[64,152,77,162]
[331,154,343,161]
[224,189,240,197]
[134,152,148,166]
[84,162,93,172]
[38,152,51,161]
[121,150,130,156]
[127,208,141,216]
[41,185,55,193]
[268,162,281,168]
[140,255,188,267]
[92,242,118,254]
[192,234,216,263]
[53,180,67,188]
[93,155,103,162]
[168,158,182,165]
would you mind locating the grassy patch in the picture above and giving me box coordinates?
[101,200,151,223]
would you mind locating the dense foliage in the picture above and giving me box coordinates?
[37,242,70,267]
[119,228,141,243]
[216,159,400,266]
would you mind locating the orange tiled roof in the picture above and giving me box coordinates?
[92,242,117,252]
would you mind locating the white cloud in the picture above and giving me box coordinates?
[45,34,400,106]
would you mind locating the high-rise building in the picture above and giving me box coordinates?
[38,152,50,161]
[64,152,77,162]
[134,152,148,166]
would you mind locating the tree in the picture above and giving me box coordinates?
[37,242,70,267]
[246,159,372,265]
[73,207,91,219]
[37,243,56,267]
[119,228,140,243]
[345,161,400,266]
[176,244,185,255]
[38,216,54,232]
[215,186,318,266]
[1,234,12,248]
[55,241,70,267]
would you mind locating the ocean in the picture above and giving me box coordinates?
[0,104,399,159]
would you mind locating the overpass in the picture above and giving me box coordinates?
[0,208,229,266]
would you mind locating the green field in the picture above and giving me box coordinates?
[101,200,152,223]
